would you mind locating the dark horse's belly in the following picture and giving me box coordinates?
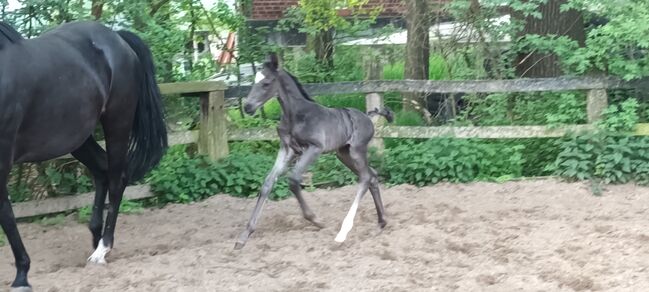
[14,96,102,162]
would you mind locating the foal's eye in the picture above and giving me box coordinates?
[262,82,270,88]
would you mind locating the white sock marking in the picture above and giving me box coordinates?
[87,239,111,264]
[335,193,362,243]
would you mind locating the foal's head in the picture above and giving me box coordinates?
[243,54,281,115]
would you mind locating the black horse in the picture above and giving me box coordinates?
[0,21,167,291]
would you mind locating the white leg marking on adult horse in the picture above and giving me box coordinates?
[335,194,362,243]
[10,286,32,292]
[87,239,111,264]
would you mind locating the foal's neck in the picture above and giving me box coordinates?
[276,77,315,119]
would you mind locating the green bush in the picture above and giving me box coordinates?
[383,139,525,186]
[310,149,383,188]
[149,145,290,203]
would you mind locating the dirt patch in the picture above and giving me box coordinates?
[2,179,649,291]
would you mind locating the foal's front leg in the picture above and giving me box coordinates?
[235,146,294,249]
[288,146,324,228]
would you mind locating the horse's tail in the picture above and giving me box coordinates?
[367,107,394,123]
[117,30,168,183]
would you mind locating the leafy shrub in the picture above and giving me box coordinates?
[552,133,649,185]
[310,154,357,187]
[310,149,383,188]
[383,139,525,186]
[550,133,599,181]
[149,145,290,203]
[149,146,219,203]
[597,98,639,133]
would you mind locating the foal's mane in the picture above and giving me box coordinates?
[0,21,23,50]
[284,71,315,102]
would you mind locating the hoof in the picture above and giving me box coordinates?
[87,256,108,265]
[87,238,111,264]
[11,286,32,292]
[305,216,325,229]
[234,241,246,250]
[379,220,387,229]
[334,233,347,243]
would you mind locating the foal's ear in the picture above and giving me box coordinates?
[267,53,279,71]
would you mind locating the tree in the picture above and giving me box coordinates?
[403,0,430,112]
[277,0,381,81]
[514,0,586,77]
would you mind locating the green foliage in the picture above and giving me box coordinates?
[40,163,94,197]
[38,214,66,226]
[310,149,383,188]
[382,54,449,80]
[77,200,145,223]
[597,98,639,133]
[552,99,647,184]
[149,145,290,203]
[149,145,220,203]
[229,141,280,156]
[552,132,649,185]
[395,110,426,126]
[310,154,357,187]
[383,139,525,186]
[456,92,587,127]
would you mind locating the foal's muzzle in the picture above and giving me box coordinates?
[243,103,256,115]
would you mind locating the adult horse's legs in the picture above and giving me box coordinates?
[0,153,31,291]
[87,120,130,264]
[288,146,324,228]
[235,146,294,249]
[72,136,108,249]
[334,145,385,242]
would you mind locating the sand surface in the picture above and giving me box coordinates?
[2,179,649,291]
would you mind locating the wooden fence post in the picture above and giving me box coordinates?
[364,46,385,153]
[587,88,608,123]
[199,90,229,160]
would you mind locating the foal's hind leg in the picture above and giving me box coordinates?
[334,145,386,242]
[288,146,325,228]
[0,152,31,291]
[336,147,386,228]
[72,136,108,249]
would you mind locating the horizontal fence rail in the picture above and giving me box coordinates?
[224,76,649,98]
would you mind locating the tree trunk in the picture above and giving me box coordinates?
[515,0,586,77]
[91,0,104,20]
[404,0,430,112]
[314,28,334,81]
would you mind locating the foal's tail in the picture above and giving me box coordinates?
[117,30,168,183]
[367,107,395,123]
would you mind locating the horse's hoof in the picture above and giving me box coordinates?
[234,241,246,250]
[10,286,32,292]
[306,218,325,229]
[87,256,108,265]
[87,238,111,264]
[379,220,387,229]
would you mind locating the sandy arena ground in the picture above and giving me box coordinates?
[2,179,649,291]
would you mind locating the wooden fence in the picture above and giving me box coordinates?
[161,75,649,160]
[13,76,649,218]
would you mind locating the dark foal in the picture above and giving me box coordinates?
[235,54,392,249]
[0,21,167,291]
